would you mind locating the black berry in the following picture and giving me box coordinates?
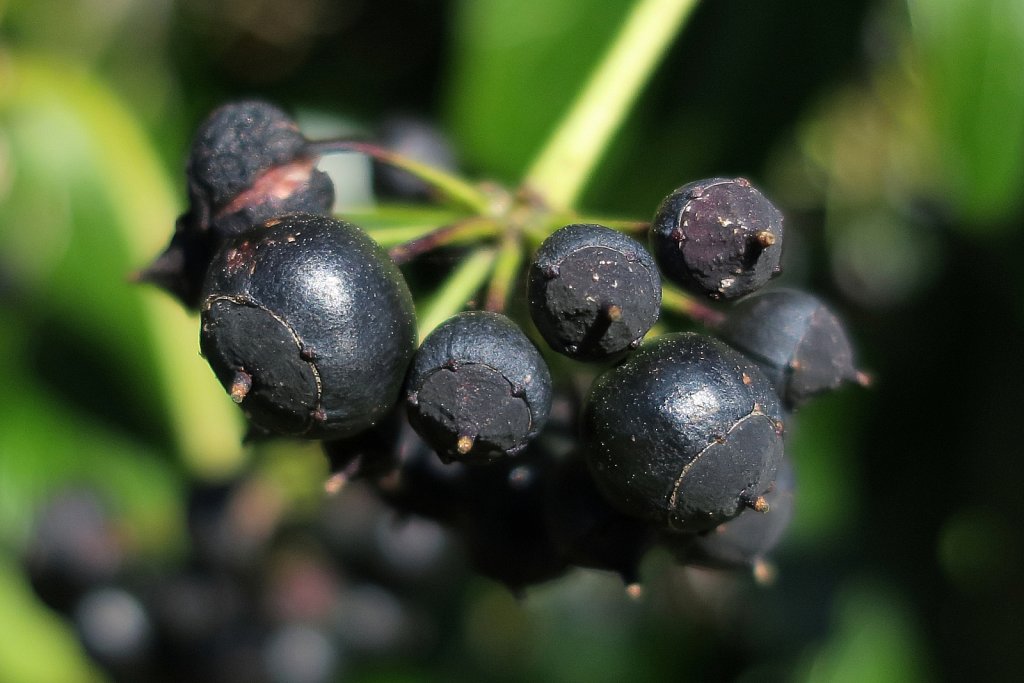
[650,177,783,300]
[528,223,661,360]
[583,332,785,533]
[187,99,333,235]
[718,288,863,409]
[199,213,417,439]
[404,311,552,462]
[140,100,334,308]
[662,458,795,576]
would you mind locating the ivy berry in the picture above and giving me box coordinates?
[199,213,417,439]
[528,223,661,361]
[583,332,785,533]
[141,100,335,308]
[650,177,783,300]
[718,288,866,409]
[404,311,552,463]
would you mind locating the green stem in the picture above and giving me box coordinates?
[417,248,498,339]
[366,223,452,248]
[309,139,495,214]
[522,0,701,210]
[484,234,525,312]
[389,217,501,265]
[660,284,725,328]
[574,216,651,234]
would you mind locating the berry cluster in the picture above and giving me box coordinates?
[139,100,866,594]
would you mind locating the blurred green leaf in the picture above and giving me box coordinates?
[785,393,864,546]
[800,581,932,683]
[444,0,634,183]
[0,559,103,683]
[0,55,246,478]
[908,0,1024,229]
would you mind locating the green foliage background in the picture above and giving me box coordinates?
[2,0,1023,680]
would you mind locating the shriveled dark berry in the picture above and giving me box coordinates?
[718,288,864,409]
[583,332,785,533]
[650,177,783,300]
[544,454,655,583]
[139,100,335,308]
[528,223,661,360]
[404,311,551,462]
[200,213,416,439]
[187,100,332,228]
[662,458,795,577]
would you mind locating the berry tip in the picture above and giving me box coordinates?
[229,371,252,403]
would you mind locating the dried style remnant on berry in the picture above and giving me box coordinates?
[528,224,661,360]
[583,332,785,533]
[650,177,783,300]
[662,458,795,578]
[140,100,335,308]
[200,214,416,439]
[404,311,552,463]
[718,289,864,409]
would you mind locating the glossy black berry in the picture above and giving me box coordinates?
[404,311,552,463]
[718,289,863,409]
[583,332,785,533]
[528,223,661,360]
[662,458,795,577]
[200,213,417,439]
[650,177,783,300]
[140,100,334,308]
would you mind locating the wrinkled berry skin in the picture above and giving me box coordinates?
[404,311,552,463]
[140,101,334,309]
[650,177,783,300]
[200,214,416,439]
[718,289,860,409]
[528,224,661,361]
[188,100,334,240]
[583,332,785,533]
[663,458,795,571]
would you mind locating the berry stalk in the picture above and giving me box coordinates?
[484,233,525,312]
[388,217,501,264]
[416,248,498,338]
[308,139,494,214]
[660,284,725,328]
